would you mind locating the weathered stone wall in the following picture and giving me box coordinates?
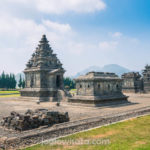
[76,80,122,97]
[142,65,150,93]
[25,72,41,88]
[94,81,122,96]
[21,90,57,97]
[76,81,94,96]
[122,72,143,93]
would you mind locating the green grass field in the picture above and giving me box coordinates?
[0,94,20,97]
[25,115,150,150]
[0,91,20,94]
[0,90,20,97]
[70,89,77,95]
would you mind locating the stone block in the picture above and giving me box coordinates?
[1,109,69,131]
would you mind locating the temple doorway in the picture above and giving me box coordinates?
[56,75,61,88]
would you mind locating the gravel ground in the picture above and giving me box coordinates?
[0,93,150,139]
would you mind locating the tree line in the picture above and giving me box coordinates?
[64,77,75,90]
[0,72,75,90]
[0,72,16,89]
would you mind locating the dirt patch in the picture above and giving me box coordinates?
[92,130,118,139]
[133,140,146,147]
[126,117,136,121]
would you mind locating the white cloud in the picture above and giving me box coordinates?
[37,0,106,14]
[0,14,77,73]
[0,0,107,74]
[111,32,122,38]
[0,14,74,45]
[42,20,72,33]
[5,0,106,14]
[0,1,145,76]
[0,17,44,37]
[67,42,85,55]
[99,41,118,50]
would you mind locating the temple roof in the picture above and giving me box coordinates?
[122,72,141,78]
[75,71,121,81]
[25,35,64,72]
[39,35,48,44]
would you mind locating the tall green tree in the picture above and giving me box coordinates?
[12,74,17,89]
[18,75,22,89]
[64,77,75,90]
[1,72,5,88]
[22,79,25,88]
[0,72,17,89]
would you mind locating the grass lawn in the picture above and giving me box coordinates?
[70,89,77,95]
[0,91,20,94]
[25,115,150,150]
[0,94,20,97]
[0,91,20,97]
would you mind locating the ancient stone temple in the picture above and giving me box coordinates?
[142,65,150,93]
[69,72,128,105]
[121,72,143,93]
[20,35,65,101]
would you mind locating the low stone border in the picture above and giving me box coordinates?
[1,106,150,150]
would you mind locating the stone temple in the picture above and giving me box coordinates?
[142,65,150,93]
[122,72,143,93]
[69,72,128,105]
[20,35,65,102]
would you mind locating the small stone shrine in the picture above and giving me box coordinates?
[121,72,143,93]
[20,35,65,101]
[142,65,150,93]
[69,72,128,105]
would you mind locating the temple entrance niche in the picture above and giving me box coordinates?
[56,75,61,89]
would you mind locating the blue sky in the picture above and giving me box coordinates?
[0,0,150,76]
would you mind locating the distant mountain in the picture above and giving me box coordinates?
[74,66,102,78]
[101,64,130,76]
[74,64,131,78]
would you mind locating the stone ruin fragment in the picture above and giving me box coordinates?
[1,109,69,131]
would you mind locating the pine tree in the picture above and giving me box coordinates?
[9,74,12,89]
[5,74,9,89]
[22,79,25,88]
[1,71,5,88]
[64,77,75,90]
[12,74,17,89]
[0,72,17,89]
[18,75,22,89]
[0,74,1,89]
